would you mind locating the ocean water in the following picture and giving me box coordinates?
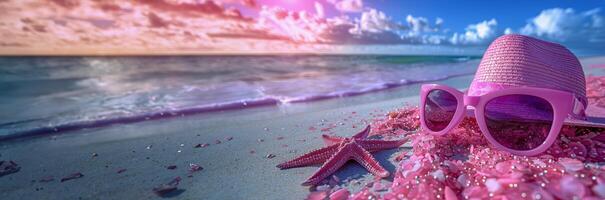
[0,55,479,140]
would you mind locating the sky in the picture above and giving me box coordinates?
[0,0,603,55]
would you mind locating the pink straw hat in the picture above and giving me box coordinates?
[467,34,605,128]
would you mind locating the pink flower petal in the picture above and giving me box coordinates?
[329,188,350,200]
[444,186,459,200]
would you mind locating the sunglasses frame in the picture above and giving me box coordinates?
[420,84,576,156]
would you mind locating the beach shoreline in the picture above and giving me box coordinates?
[0,56,604,199]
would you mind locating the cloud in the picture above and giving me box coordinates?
[406,15,441,33]
[241,0,256,8]
[139,0,252,21]
[0,0,473,53]
[0,41,27,47]
[450,19,498,45]
[96,3,125,12]
[353,9,400,33]
[321,23,405,44]
[48,0,79,9]
[314,2,324,18]
[435,17,444,27]
[147,12,169,28]
[207,28,291,41]
[258,6,327,42]
[504,27,513,34]
[6,1,601,54]
[519,8,604,44]
[322,11,448,45]
[329,0,363,13]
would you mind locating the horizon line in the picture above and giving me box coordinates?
[0,52,485,57]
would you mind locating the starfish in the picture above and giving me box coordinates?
[277,125,408,186]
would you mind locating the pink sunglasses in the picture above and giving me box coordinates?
[420,84,585,156]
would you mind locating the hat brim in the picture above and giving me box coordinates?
[564,105,605,128]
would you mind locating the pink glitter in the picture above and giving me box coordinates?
[341,76,605,200]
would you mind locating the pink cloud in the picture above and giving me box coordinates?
[139,0,252,22]
[329,0,363,13]
[47,0,79,8]
[207,29,291,41]
[0,41,27,47]
[0,0,446,55]
[147,12,169,28]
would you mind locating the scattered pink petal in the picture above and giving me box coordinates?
[194,143,209,148]
[189,163,203,172]
[226,136,233,141]
[306,191,328,200]
[60,172,84,182]
[329,188,350,200]
[152,176,181,197]
[444,186,459,200]
[215,140,222,144]
[39,176,54,182]
[372,181,387,192]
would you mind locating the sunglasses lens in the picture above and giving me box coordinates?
[484,95,554,151]
[424,89,458,132]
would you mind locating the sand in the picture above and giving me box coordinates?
[0,57,604,200]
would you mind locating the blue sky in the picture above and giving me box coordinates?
[319,0,604,55]
[1,0,604,55]
[367,0,605,32]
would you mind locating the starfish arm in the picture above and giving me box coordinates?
[302,142,389,186]
[321,126,370,146]
[302,143,355,186]
[276,144,340,169]
[349,142,389,178]
[321,134,345,146]
[357,138,408,152]
[352,125,371,139]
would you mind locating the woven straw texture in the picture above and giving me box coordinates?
[469,34,587,105]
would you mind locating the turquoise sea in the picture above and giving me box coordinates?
[0,55,479,140]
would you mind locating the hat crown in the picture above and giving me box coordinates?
[469,34,586,104]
